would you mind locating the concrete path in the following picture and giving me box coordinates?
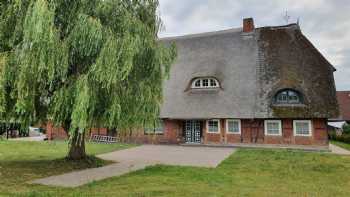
[30,145,235,187]
[329,144,350,155]
[98,145,235,168]
[30,161,149,187]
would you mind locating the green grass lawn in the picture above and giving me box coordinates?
[0,140,134,196]
[331,140,350,151]
[1,142,350,197]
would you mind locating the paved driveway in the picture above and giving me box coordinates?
[31,145,235,187]
[98,145,235,168]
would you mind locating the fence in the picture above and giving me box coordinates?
[89,135,117,144]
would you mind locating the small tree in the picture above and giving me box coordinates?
[0,0,176,159]
[343,123,350,135]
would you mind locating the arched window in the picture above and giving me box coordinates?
[192,78,220,89]
[275,89,302,104]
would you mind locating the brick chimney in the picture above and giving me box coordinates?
[243,18,255,33]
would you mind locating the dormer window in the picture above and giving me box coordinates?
[275,89,303,104]
[192,78,219,89]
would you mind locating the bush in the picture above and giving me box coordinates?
[343,123,350,135]
[330,123,350,144]
[334,134,350,144]
[328,131,337,140]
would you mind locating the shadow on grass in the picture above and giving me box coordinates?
[0,156,112,192]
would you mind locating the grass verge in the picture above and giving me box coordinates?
[0,140,134,195]
[331,140,350,150]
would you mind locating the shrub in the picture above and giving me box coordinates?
[343,123,350,135]
[335,134,350,144]
[328,131,337,140]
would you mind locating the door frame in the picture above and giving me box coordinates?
[184,120,203,144]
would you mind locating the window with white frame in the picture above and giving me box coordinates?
[226,119,241,134]
[144,119,164,135]
[264,120,282,136]
[275,89,303,104]
[207,119,220,133]
[192,78,220,89]
[293,120,312,136]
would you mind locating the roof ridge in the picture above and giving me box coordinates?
[159,27,242,41]
[159,23,301,41]
[256,23,299,30]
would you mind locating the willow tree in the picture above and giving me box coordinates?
[0,0,176,159]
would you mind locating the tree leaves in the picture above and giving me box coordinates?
[0,0,176,136]
[67,14,104,72]
[12,0,68,126]
[0,0,30,52]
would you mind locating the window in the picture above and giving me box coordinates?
[202,79,209,87]
[144,119,164,135]
[207,119,220,133]
[275,89,302,104]
[226,119,241,134]
[264,120,282,136]
[194,80,201,87]
[293,120,312,136]
[210,79,217,87]
[191,78,220,89]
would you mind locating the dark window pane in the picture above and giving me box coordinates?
[210,79,217,87]
[154,120,164,133]
[144,127,154,134]
[276,90,301,104]
[295,122,310,135]
[203,79,209,87]
[195,80,201,87]
[208,120,219,132]
[228,120,239,133]
[144,119,164,134]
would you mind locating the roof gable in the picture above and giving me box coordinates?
[160,23,338,119]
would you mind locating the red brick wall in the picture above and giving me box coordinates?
[45,122,68,140]
[45,118,328,146]
[123,119,183,144]
[164,119,183,144]
[203,119,222,144]
[45,123,109,140]
[185,118,328,146]
[89,128,108,136]
[45,119,183,144]
[262,118,328,146]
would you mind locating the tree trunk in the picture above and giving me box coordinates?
[62,120,71,137]
[128,128,133,143]
[67,129,86,160]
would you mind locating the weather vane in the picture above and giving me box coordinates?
[283,10,291,24]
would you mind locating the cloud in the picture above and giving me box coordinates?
[158,0,350,90]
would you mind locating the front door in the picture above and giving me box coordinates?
[185,120,201,143]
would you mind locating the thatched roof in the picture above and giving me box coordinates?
[160,24,338,119]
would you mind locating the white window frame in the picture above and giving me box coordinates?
[226,119,241,134]
[275,90,302,104]
[192,78,220,89]
[207,119,220,133]
[293,120,312,137]
[144,119,164,135]
[264,120,282,136]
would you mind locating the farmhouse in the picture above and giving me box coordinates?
[46,18,338,147]
[151,18,338,146]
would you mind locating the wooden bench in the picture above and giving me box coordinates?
[89,135,117,144]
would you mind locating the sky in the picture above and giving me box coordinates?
[157,0,350,91]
